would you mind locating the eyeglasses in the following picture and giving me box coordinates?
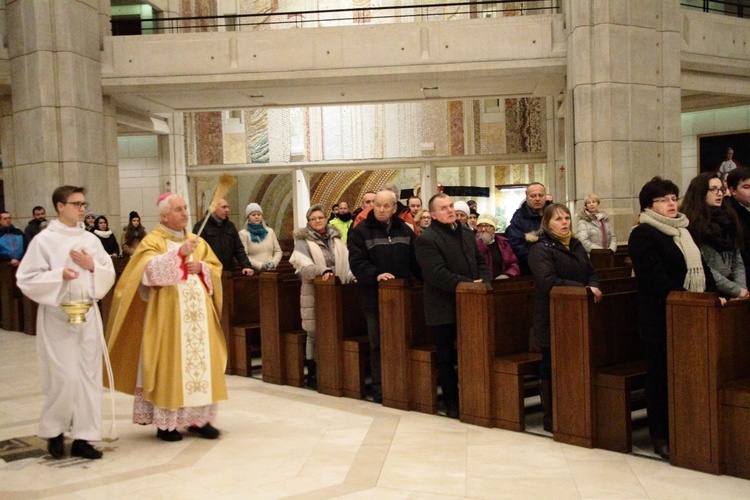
[420,215,431,220]
[308,216,326,222]
[652,196,679,204]
[63,201,89,209]
[708,186,727,194]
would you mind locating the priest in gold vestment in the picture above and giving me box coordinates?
[106,193,227,441]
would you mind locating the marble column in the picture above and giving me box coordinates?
[158,112,189,206]
[293,168,311,229]
[5,0,118,222]
[567,0,682,241]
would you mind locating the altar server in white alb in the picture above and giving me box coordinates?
[16,186,116,460]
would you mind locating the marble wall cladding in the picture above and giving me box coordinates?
[505,97,546,153]
[223,133,247,164]
[246,109,270,163]
[449,101,465,156]
[419,100,450,156]
[184,113,198,167]
[196,112,224,166]
[181,0,218,31]
[472,100,481,155]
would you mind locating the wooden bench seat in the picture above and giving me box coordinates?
[593,359,647,453]
[410,343,437,413]
[493,351,542,431]
[342,335,370,399]
[721,377,750,479]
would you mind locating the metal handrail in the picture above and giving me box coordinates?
[111,1,561,35]
[681,0,748,18]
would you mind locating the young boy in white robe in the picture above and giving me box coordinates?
[16,186,116,459]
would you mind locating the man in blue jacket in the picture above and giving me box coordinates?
[0,211,28,267]
[505,182,548,275]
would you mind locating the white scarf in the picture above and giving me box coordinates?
[94,229,113,238]
[638,209,706,292]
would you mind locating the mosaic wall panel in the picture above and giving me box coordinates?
[505,97,546,154]
[186,98,547,166]
[180,0,217,31]
[196,112,224,166]
[449,101,465,156]
[245,109,270,163]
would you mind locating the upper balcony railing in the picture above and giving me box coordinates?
[681,0,750,18]
[111,1,561,36]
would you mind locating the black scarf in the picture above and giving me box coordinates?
[703,206,737,252]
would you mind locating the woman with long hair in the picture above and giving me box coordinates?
[527,203,601,433]
[576,194,617,253]
[93,215,120,257]
[628,176,719,460]
[121,211,146,256]
[680,172,749,299]
[238,203,282,272]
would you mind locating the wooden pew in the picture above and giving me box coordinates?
[550,276,644,452]
[589,249,615,270]
[222,273,261,376]
[315,276,369,399]
[0,262,23,332]
[259,272,305,387]
[666,292,750,479]
[456,276,539,430]
[378,278,436,413]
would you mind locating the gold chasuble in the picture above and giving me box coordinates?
[106,225,227,413]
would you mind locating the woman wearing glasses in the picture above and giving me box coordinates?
[628,177,719,461]
[289,205,354,389]
[415,209,432,230]
[681,172,748,300]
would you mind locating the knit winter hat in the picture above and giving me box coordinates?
[84,211,96,220]
[245,203,263,218]
[454,201,470,215]
[476,215,496,230]
[129,211,140,221]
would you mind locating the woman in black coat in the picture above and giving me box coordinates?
[628,176,719,460]
[93,215,120,257]
[528,203,601,433]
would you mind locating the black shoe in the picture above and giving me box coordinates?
[156,428,183,442]
[188,423,220,439]
[653,438,670,460]
[372,394,383,404]
[71,440,103,460]
[47,433,65,459]
[445,406,460,419]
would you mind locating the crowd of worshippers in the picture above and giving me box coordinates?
[6,166,750,462]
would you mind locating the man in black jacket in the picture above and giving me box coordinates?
[348,189,421,403]
[193,199,253,276]
[415,193,490,418]
[727,167,750,284]
[24,206,48,241]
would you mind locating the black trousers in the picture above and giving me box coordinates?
[433,323,459,409]
[644,342,669,441]
[363,310,382,393]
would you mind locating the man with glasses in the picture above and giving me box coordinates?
[16,186,116,460]
[475,215,520,279]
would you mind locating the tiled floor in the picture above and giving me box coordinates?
[2,328,749,499]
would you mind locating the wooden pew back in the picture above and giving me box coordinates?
[259,272,304,386]
[667,292,750,477]
[315,277,368,398]
[550,276,641,450]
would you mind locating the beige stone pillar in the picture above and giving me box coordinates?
[158,112,189,208]
[567,0,682,241]
[5,0,118,221]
